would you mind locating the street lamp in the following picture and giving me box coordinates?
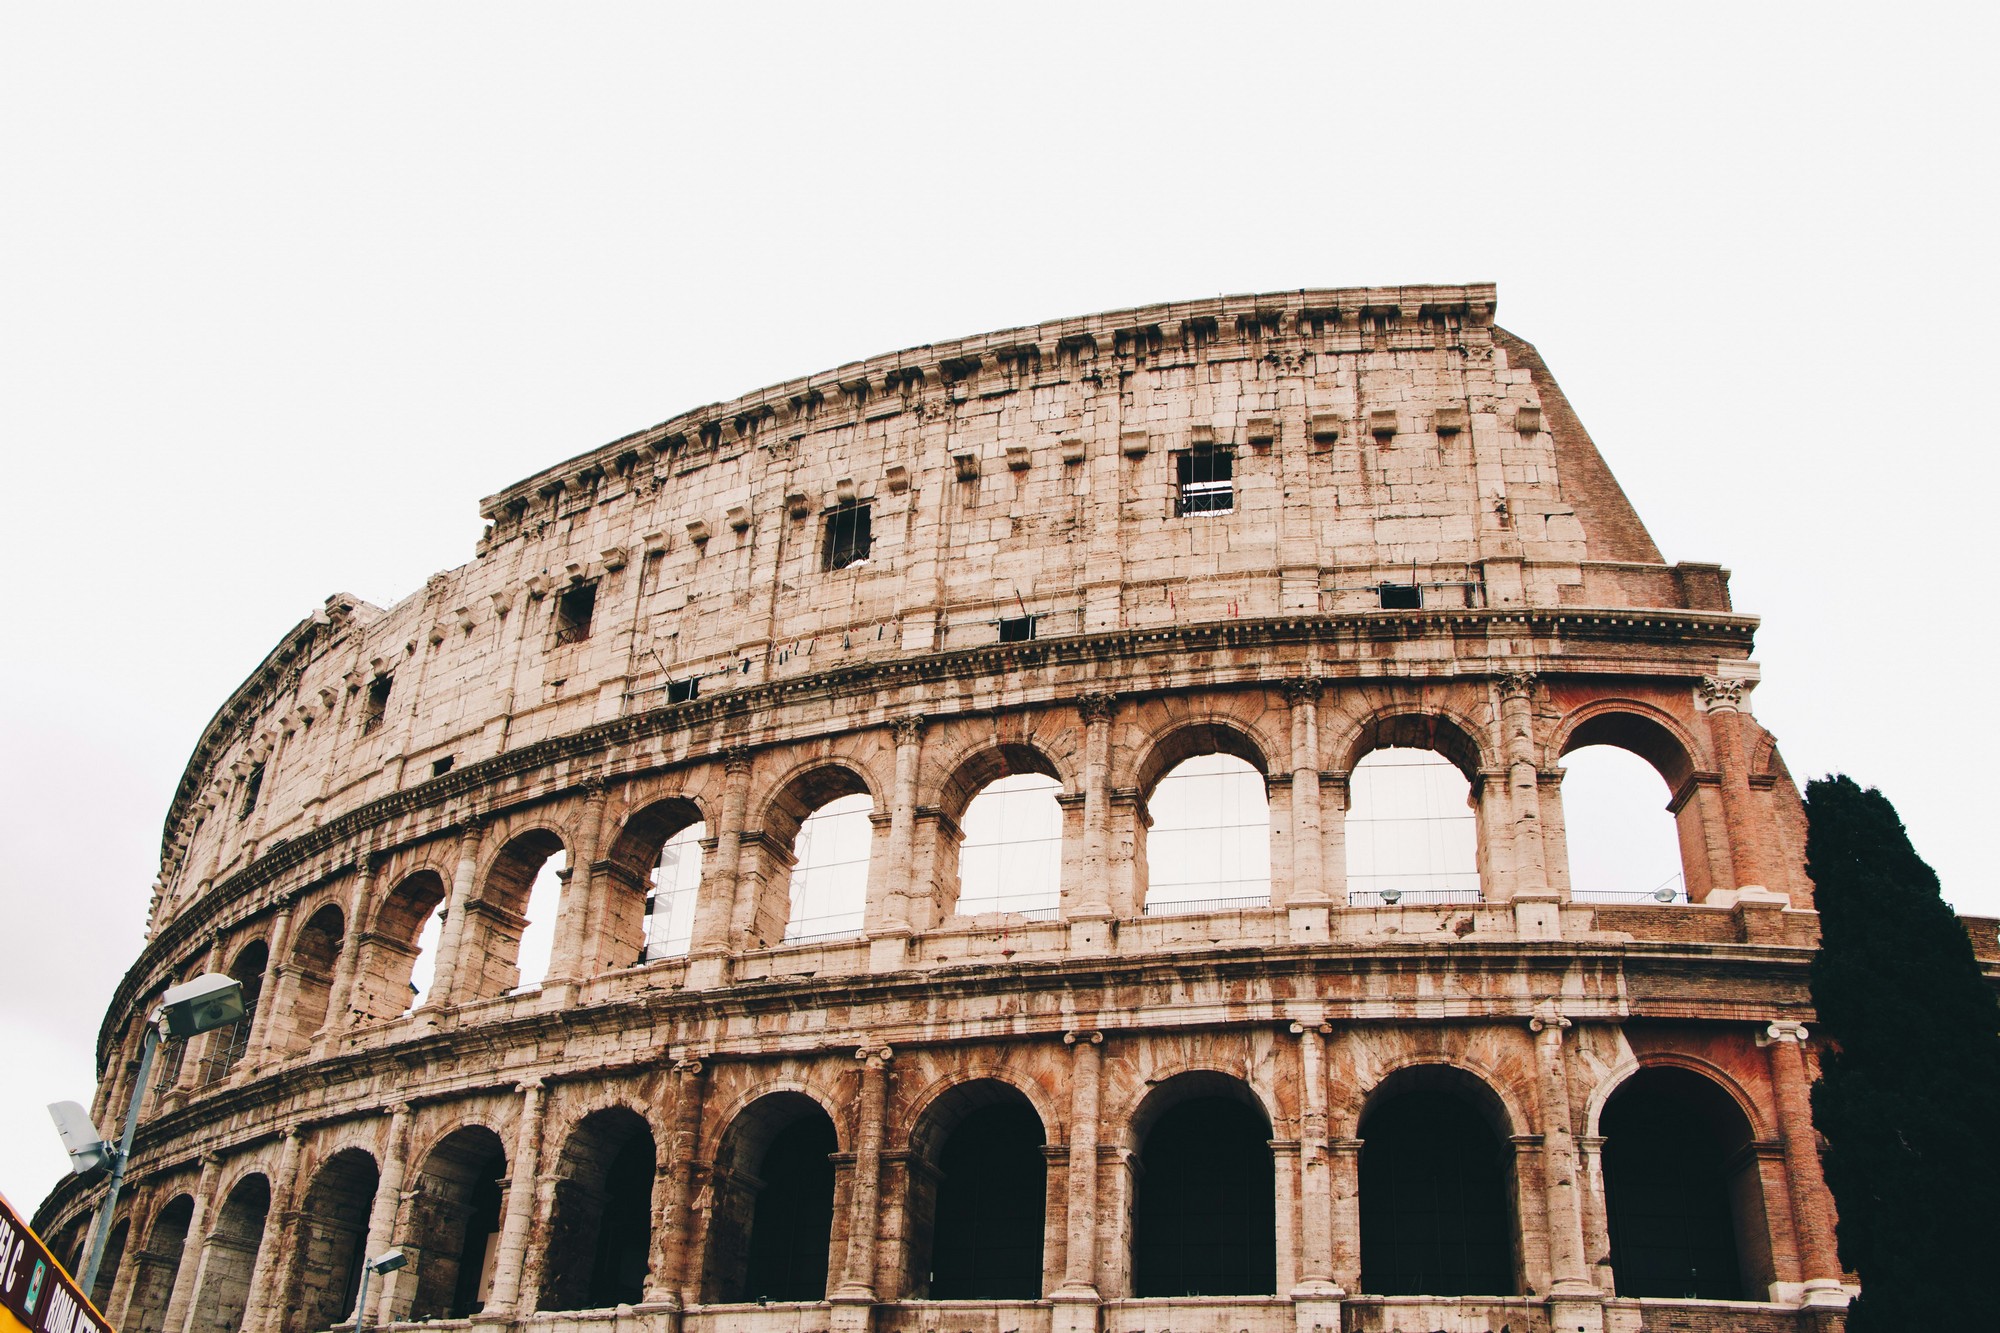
[350,1249,405,1333]
[47,972,245,1296]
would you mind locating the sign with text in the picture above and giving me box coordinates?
[0,1195,109,1333]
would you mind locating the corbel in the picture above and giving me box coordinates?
[785,493,811,519]
[1434,404,1467,435]
[1245,416,1277,447]
[1369,408,1399,440]
[953,453,980,482]
[1120,429,1150,458]
[1514,404,1542,434]
[726,506,751,533]
[599,546,629,572]
[1059,436,1087,465]
[1005,445,1032,472]
[884,465,910,494]
[1309,413,1343,445]
[686,519,711,546]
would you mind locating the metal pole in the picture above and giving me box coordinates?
[352,1265,372,1333]
[79,1017,161,1296]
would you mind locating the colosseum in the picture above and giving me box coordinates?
[43,282,1954,1333]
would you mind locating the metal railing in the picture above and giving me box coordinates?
[1346,887,1484,907]
[1572,874,1688,905]
[1143,894,1272,917]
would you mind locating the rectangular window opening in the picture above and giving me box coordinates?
[238,763,265,821]
[998,615,1037,643]
[361,675,392,735]
[431,756,455,777]
[822,503,873,571]
[1377,583,1423,610]
[1176,449,1235,516]
[666,676,700,705]
[555,582,597,645]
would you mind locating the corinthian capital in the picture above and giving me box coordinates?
[1697,675,1747,713]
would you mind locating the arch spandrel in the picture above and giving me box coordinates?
[1324,696,1492,782]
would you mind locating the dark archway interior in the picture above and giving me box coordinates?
[127,1195,195,1333]
[91,1219,128,1311]
[1360,1088,1513,1296]
[927,1102,1047,1299]
[741,1115,837,1302]
[1602,1068,1754,1300]
[193,1176,271,1333]
[406,1128,507,1322]
[293,1149,378,1333]
[1133,1096,1276,1297]
[538,1109,656,1311]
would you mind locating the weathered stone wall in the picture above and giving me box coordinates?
[41,286,1960,1333]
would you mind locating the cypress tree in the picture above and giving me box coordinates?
[1804,775,2000,1329]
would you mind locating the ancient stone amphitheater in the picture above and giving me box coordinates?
[44,283,1932,1333]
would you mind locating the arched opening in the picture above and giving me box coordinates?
[1602,1067,1768,1300]
[290,1149,379,1333]
[603,799,707,967]
[1358,1068,1516,1296]
[701,1094,839,1304]
[785,794,874,942]
[278,908,345,1056]
[402,1127,507,1322]
[201,943,268,1085]
[1131,1074,1275,1297]
[538,1108,657,1311]
[905,1081,1047,1300]
[952,775,1063,918]
[125,1194,195,1333]
[479,831,567,996]
[91,1217,129,1312]
[1143,753,1271,916]
[1559,711,1701,903]
[1345,748,1480,905]
[190,1174,270,1333]
[357,871,447,1020]
[647,825,705,961]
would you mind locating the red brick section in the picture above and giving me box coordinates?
[1492,328,1664,568]
[1766,1034,1844,1289]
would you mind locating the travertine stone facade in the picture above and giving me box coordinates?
[49,285,1984,1333]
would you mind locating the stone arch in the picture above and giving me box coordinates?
[901,1076,1050,1300]
[202,939,268,1084]
[601,796,708,969]
[1597,1063,1772,1300]
[190,1172,271,1333]
[538,1104,658,1311]
[125,1192,196,1333]
[1331,705,1488,781]
[1126,1070,1277,1297]
[90,1214,130,1313]
[1583,1051,1770,1142]
[700,1090,843,1304]
[1555,702,1721,903]
[1129,721,1276,916]
[469,827,568,996]
[354,869,448,1020]
[932,744,1068,924]
[273,904,345,1057]
[286,1147,379,1333]
[1356,1063,1521,1297]
[748,761,878,948]
[398,1124,508,1323]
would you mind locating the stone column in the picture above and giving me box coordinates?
[1576,1134,1613,1294]
[1284,681,1331,944]
[316,855,379,1045]
[250,901,296,1069]
[549,779,607,988]
[1329,1138,1364,1293]
[1763,1022,1847,1307]
[1530,1006,1602,1331]
[1699,677,1778,894]
[1053,1028,1103,1330]
[651,1057,706,1308]
[162,1155,221,1333]
[422,815,485,1013]
[1499,672,1558,938]
[1320,772,1349,910]
[486,1079,547,1314]
[1290,1021,1337,1288]
[244,1130,303,1333]
[361,1104,411,1327]
[1070,697,1116,953]
[831,1047,891,1328]
[687,749,751,988]
[868,717,925,970]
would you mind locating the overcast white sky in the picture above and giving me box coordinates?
[3,5,1995,1215]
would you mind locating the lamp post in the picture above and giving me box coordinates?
[48,972,245,1297]
[350,1250,406,1333]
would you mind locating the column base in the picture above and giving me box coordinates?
[1799,1278,1853,1308]
[827,1288,877,1333]
[1067,916,1115,955]
[1287,903,1332,944]
[1290,1280,1346,1333]
[867,931,914,972]
[1049,1285,1101,1333]
[684,952,730,990]
[1546,1281,1606,1333]
[1513,894,1561,940]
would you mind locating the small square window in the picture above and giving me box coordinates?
[1176,450,1234,516]
[555,582,596,645]
[1377,583,1423,610]
[998,615,1036,643]
[666,676,700,705]
[431,756,455,777]
[823,503,873,571]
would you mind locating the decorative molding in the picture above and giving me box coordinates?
[1698,675,1747,712]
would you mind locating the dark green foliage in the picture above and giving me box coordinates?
[1804,775,2000,1330]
